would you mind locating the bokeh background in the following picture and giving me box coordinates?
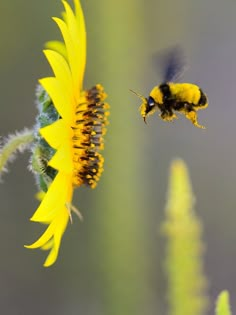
[0,0,236,314]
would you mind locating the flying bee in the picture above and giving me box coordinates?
[130,48,208,129]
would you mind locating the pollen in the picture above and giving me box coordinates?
[72,84,109,189]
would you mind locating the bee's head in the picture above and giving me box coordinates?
[130,90,157,123]
[197,90,208,109]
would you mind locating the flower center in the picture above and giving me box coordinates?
[72,84,109,188]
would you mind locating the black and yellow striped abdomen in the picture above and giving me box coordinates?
[168,83,208,109]
[150,82,208,109]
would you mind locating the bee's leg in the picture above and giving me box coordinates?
[160,109,177,122]
[184,104,205,129]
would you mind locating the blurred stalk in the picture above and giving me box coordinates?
[162,159,209,315]
[86,1,150,315]
[215,291,232,315]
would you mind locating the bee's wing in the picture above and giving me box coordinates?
[152,46,187,82]
[163,46,187,82]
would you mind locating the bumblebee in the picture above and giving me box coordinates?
[130,49,208,129]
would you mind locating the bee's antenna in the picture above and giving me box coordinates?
[129,89,147,103]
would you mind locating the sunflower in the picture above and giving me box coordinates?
[25,0,109,267]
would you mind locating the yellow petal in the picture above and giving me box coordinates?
[41,239,54,251]
[74,0,86,87]
[40,119,72,150]
[43,206,69,267]
[63,0,86,69]
[63,1,80,41]
[43,49,73,99]
[25,206,69,267]
[62,0,86,87]
[40,119,73,173]
[48,142,73,174]
[25,219,55,249]
[53,17,82,100]
[39,77,74,124]
[45,40,67,60]
[30,172,72,222]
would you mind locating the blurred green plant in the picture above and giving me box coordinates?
[90,1,151,314]
[162,159,209,315]
[215,291,232,315]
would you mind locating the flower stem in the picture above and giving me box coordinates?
[0,129,34,175]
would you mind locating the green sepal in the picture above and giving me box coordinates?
[30,84,59,191]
